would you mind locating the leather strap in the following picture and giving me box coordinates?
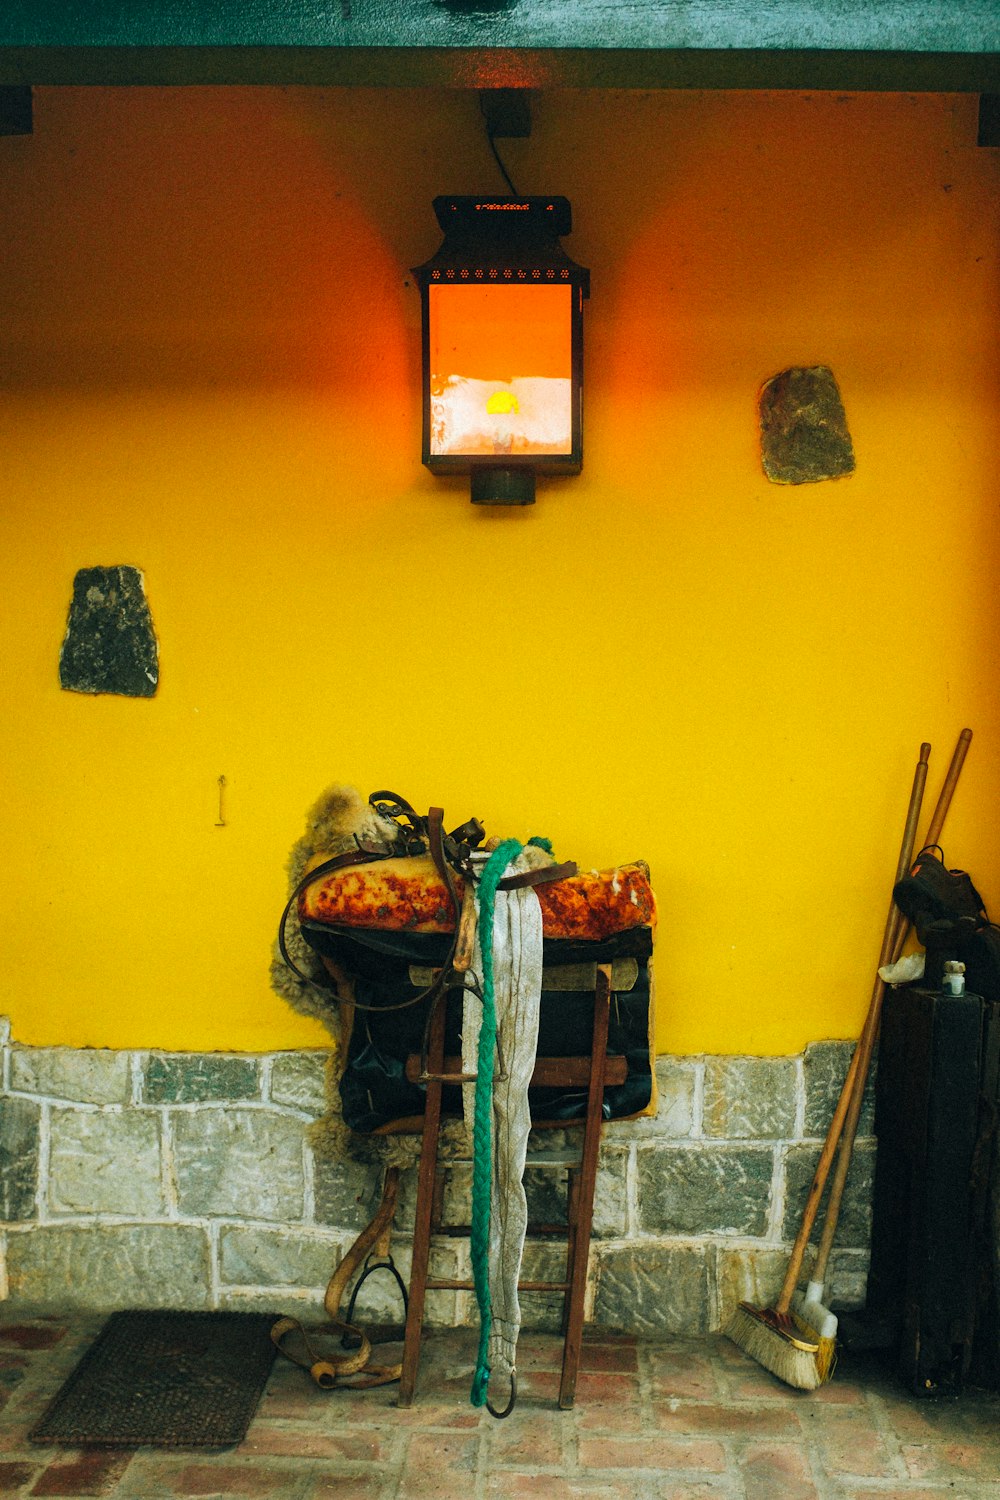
[277,844,393,983]
[427,806,461,928]
[498,861,577,890]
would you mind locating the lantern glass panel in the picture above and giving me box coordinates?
[428,283,573,459]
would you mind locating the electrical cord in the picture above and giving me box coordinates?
[479,95,520,196]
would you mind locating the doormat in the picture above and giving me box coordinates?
[29,1310,280,1449]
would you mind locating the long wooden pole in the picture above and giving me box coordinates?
[773,739,933,1318]
[809,728,972,1297]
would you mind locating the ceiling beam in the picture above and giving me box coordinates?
[0,46,997,92]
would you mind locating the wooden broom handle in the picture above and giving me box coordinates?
[882,727,972,971]
[775,739,931,1315]
[793,728,972,1304]
[922,726,973,850]
[810,741,934,1285]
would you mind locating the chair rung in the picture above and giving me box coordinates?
[433,1222,571,1238]
[432,1153,582,1170]
[418,1072,478,1084]
[425,1277,571,1293]
[405,1054,628,1088]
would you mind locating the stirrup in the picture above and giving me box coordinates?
[342,1251,408,1344]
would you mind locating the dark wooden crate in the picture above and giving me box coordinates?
[866,986,1000,1394]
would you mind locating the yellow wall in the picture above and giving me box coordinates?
[1,88,998,1056]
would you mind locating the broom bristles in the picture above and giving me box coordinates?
[791,1310,838,1385]
[726,1301,824,1392]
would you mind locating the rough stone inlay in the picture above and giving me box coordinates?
[0,1098,40,1221]
[218,1226,346,1289]
[716,1245,797,1330]
[48,1108,163,1218]
[825,1249,872,1310]
[4,1225,210,1309]
[637,1144,774,1237]
[172,1110,305,1221]
[523,1164,568,1229]
[703,1056,797,1140]
[516,1239,575,1333]
[759,365,856,484]
[594,1147,630,1238]
[596,1244,710,1335]
[434,1160,471,1231]
[803,1040,876,1138]
[144,1054,260,1105]
[628,1059,697,1139]
[312,1154,388,1233]
[10,1047,130,1105]
[59,565,159,698]
[269,1053,330,1115]
[782,1140,876,1247]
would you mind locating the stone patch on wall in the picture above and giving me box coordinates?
[58,565,159,698]
[269,1053,330,1114]
[759,365,856,484]
[782,1140,877,1248]
[0,1021,876,1335]
[218,1225,350,1290]
[804,1039,876,1136]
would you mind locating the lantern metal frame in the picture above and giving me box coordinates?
[412,195,589,505]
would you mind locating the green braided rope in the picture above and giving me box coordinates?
[469,837,522,1407]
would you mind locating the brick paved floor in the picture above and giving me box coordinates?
[1,1315,998,1499]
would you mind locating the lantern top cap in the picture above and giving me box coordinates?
[413,195,589,288]
[432,195,571,235]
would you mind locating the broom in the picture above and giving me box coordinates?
[792,727,973,1379]
[727,739,933,1390]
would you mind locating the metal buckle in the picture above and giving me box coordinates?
[486,1367,517,1419]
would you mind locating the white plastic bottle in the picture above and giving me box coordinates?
[942,960,966,996]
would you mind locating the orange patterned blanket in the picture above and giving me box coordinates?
[299,853,655,942]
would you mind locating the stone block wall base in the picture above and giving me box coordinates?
[0,1020,876,1334]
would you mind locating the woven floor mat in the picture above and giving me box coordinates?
[29,1309,280,1448]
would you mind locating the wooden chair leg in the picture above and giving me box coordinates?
[562,1167,581,1337]
[398,996,447,1407]
[559,962,612,1410]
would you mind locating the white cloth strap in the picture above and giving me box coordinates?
[461,851,543,1383]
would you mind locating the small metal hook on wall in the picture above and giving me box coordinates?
[215,775,227,828]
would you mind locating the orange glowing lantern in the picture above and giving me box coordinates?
[413,197,589,505]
